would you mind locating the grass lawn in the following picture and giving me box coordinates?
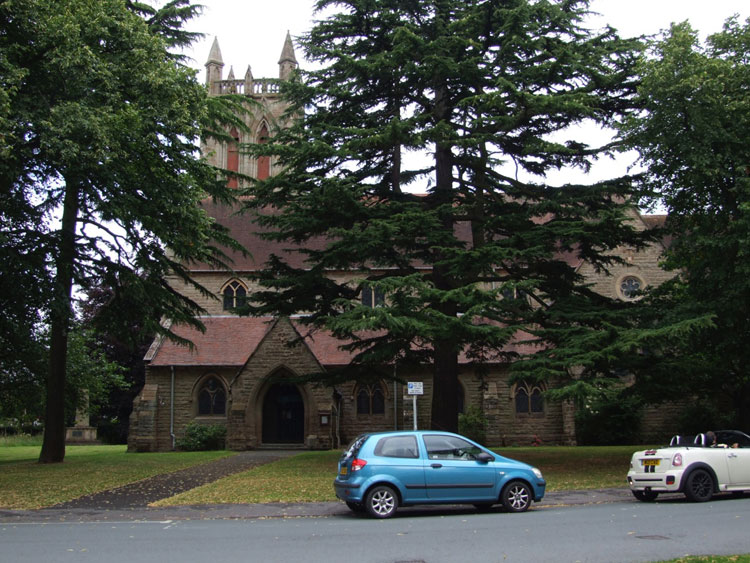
[154,450,340,506]
[0,445,232,509]
[1,443,650,509]
[153,445,643,506]
[497,445,639,491]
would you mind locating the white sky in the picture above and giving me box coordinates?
[182,0,750,79]
[179,1,750,193]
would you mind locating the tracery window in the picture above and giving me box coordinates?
[197,376,226,416]
[356,383,386,415]
[257,122,270,180]
[222,279,247,310]
[361,286,384,308]
[619,275,643,301]
[514,381,545,415]
[227,127,240,188]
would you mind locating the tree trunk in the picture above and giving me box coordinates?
[39,180,80,464]
[428,69,461,432]
[431,342,460,431]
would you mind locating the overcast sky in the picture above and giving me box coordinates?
[179,1,750,192]
[182,0,750,78]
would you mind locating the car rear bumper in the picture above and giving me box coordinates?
[334,477,364,502]
[627,470,683,493]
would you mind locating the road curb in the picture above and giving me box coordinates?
[0,488,636,523]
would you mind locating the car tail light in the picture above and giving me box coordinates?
[672,453,683,467]
[351,458,367,472]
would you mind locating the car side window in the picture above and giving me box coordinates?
[342,434,368,459]
[717,431,750,448]
[374,436,419,458]
[424,435,483,461]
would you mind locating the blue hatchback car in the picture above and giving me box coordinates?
[334,430,546,518]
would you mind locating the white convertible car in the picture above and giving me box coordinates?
[627,430,750,502]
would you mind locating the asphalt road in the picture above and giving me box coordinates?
[3,496,749,563]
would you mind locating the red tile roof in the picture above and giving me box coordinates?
[194,199,585,272]
[146,316,540,368]
[193,200,329,271]
[147,316,274,367]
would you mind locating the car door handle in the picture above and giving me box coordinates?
[431,463,443,469]
[728,453,738,458]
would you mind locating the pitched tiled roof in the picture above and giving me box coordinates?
[146,316,539,368]
[194,199,585,272]
[290,321,360,366]
[639,213,673,249]
[193,200,329,271]
[147,316,275,367]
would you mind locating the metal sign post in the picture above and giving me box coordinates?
[407,382,423,430]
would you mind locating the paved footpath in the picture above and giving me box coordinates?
[0,451,638,523]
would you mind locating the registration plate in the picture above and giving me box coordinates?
[642,459,660,467]
[339,466,348,475]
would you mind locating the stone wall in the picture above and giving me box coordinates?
[577,211,674,300]
[130,327,580,451]
[640,401,689,444]
[165,271,380,319]
[228,318,333,450]
[129,211,684,451]
[201,90,291,181]
[128,367,235,452]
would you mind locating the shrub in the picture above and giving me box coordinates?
[575,391,643,446]
[459,406,488,444]
[96,418,128,445]
[676,403,733,435]
[176,422,226,451]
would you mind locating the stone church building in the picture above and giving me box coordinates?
[128,35,674,452]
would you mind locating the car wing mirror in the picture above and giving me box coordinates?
[477,452,494,463]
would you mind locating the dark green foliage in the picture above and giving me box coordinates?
[575,390,643,446]
[458,406,488,445]
[0,145,50,426]
[676,404,734,437]
[64,328,129,426]
[0,0,243,462]
[125,0,202,54]
[243,0,653,431]
[0,423,43,437]
[0,323,128,435]
[177,422,227,451]
[619,17,750,428]
[78,284,151,444]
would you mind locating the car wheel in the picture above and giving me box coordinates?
[683,469,714,502]
[632,490,659,502]
[501,480,532,513]
[365,485,398,519]
[346,501,364,512]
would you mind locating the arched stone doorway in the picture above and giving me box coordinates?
[262,383,304,444]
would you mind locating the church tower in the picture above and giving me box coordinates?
[205,37,224,96]
[201,34,298,184]
[278,31,298,81]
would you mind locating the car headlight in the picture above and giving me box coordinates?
[532,467,543,480]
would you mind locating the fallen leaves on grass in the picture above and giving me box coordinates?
[153,451,340,506]
[0,446,232,509]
